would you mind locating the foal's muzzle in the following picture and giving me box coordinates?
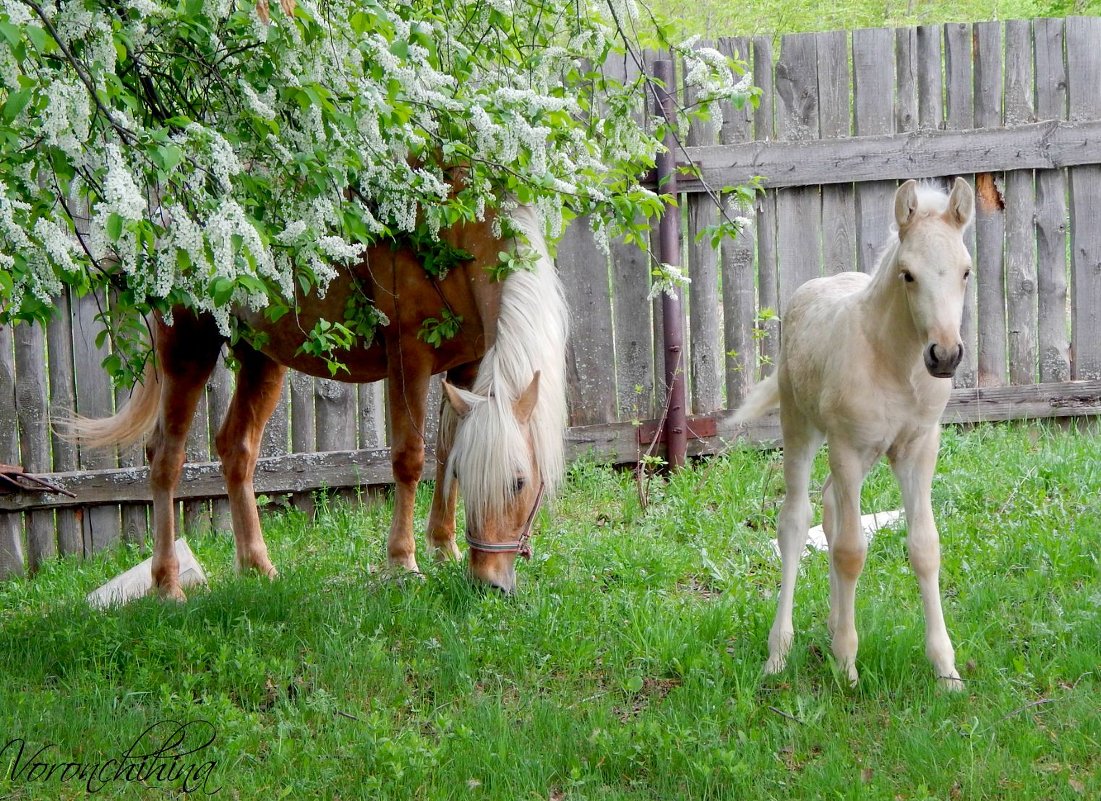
[924,343,963,378]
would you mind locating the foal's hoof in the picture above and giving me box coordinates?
[762,654,787,676]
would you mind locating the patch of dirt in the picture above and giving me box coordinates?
[615,676,681,722]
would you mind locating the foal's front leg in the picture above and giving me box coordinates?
[889,428,962,690]
[825,441,871,685]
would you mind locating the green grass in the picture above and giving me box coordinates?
[1,422,1098,799]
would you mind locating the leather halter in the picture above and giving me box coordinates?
[465,480,545,560]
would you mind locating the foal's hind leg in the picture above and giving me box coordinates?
[426,363,478,562]
[147,313,223,600]
[765,407,822,676]
[214,345,287,578]
[889,428,962,690]
[821,474,842,636]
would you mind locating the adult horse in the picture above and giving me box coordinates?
[69,206,568,598]
[735,178,974,689]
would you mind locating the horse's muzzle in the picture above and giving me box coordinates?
[924,343,963,378]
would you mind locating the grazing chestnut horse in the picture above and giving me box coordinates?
[735,178,975,689]
[70,205,568,598]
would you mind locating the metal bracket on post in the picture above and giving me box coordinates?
[652,58,688,470]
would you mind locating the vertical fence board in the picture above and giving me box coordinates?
[973,22,1007,388]
[261,375,289,458]
[853,28,897,275]
[0,327,23,578]
[1033,17,1071,384]
[72,293,121,551]
[775,33,822,314]
[917,25,945,130]
[753,36,780,374]
[1066,16,1101,380]
[47,291,81,555]
[182,380,212,537]
[559,220,616,425]
[1004,19,1038,385]
[15,324,55,567]
[718,36,758,405]
[945,22,978,387]
[818,29,855,275]
[316,379,357,452]
[358,381,387,447]
[685,41,724,413]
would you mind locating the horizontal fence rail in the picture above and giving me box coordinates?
[2,16,1101,579]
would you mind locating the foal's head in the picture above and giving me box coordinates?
[443,372,543,593]
[892,178,975,378]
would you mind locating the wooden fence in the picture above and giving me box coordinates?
[3,16,1101,578]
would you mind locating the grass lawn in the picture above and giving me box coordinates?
[0,421,1098,799]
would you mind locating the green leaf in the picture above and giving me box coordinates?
[210,277,235,306]
[0,21,21,49]
[106,213,124,242]
[1,88,32,123]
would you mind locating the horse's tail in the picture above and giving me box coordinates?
[732,374,780,423]
[60,358,162,449]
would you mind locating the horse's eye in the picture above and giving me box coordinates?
[901,271,915,283]
[512,477,526,494]
[963,269,971,281]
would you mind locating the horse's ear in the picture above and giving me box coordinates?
[945,176,975,229]
[514,371,541,424]
[443,382,477,418]
[894,180,920,232]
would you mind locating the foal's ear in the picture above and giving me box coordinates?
[893,180,920,231]
[945,176,975,229]
[443,381,479,418]
[514,371,541,424]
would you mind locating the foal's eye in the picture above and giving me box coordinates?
[963,269,971,281]
[511,477,526,495]
[901,270,915,283]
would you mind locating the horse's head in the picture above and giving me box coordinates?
[442,372,544,593]
[893,177,975,378]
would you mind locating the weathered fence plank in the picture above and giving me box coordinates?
[182,374,212,537]
[685,41,724,414]
[46,291,82,555]
[917,25,944,130]
[1004,19,1037,385]
[316,378,357,452]
[208,356,234,530]
[0,327,23,578]
[852,28,896,274]
[1033,17,1071,384]
[973,22,1007,388]
[358,381,387,447]
[261,374,290,458]
[775,33,822,310]
[72,293,121,551]
[1066,16,1101,380]
[752,36,780,374]
[14,324,55,567]
[819,29,855,276]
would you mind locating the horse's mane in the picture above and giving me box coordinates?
[444,205,569,529]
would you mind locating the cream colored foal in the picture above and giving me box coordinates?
[735,178,975,689]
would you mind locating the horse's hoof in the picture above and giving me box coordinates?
[430,542,462,562]
[155,585,187,603]
[763,654,787,676]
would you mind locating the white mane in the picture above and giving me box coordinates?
[445,205,569,529]
[872,182,954,280]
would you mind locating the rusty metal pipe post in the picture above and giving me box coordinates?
[653,59,688,470]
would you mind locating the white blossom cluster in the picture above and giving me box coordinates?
[0,0,752,376]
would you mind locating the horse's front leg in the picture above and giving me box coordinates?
[386,358,433,574]
[426,364,477,562]
[825,440,872,685]
[214,345,286,578]
[889,427,962,690]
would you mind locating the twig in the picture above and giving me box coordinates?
[334,709,361,721]
[767,705,803,725]
[992,697,1056,726]
[635,348,682,510]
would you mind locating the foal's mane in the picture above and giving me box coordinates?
[870,182,954,285]
[445,205,568,527]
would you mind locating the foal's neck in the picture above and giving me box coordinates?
[860,238,924,359]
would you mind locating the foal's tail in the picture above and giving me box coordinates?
[60,358,162,449]
[732,374,780,423]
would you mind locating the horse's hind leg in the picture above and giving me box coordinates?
[889,428,962,690]
[426,363,478,562]
[822,475,841,636]
[765,405,822,676]
[148,312,224,600]
[214,344,287,577]
[386,355,433,573]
